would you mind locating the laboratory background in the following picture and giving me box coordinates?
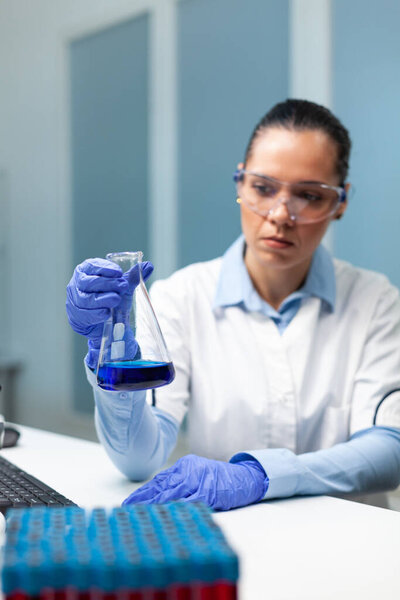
[0,0,399,508]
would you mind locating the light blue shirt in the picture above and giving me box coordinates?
[91,238,400,502]
[213,234,335,333]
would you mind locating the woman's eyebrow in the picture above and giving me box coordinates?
[251,172,327,185]
[297,179,326,185]
[248,170,274,178]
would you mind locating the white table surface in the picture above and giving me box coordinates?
[2,425,400,600]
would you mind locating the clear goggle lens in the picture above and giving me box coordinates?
[235,171,345,224]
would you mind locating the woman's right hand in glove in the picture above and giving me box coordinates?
[66,258,153,369]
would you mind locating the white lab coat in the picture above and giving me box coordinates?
[147,256,400,462]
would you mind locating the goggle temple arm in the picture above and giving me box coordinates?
[233,169,245,183]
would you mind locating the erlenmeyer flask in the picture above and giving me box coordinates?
[96,251,175,392]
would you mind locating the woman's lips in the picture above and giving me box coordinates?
[261,236,294,249]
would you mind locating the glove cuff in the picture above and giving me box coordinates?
[85,339,102,371]
[237,459,270,502]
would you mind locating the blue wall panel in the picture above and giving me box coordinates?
[177,0,289,267]
[333,0,400,288]
[70,15,149,411]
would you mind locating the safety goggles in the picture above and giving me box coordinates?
[234,169,347,224]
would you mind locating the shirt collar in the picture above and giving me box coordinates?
[213,235,336,313]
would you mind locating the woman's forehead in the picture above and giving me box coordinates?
[247,127,339,183]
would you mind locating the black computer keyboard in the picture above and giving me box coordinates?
[0,455,78,514]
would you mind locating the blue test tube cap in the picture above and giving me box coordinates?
[66,553,91,591]
[24,549,49,595]
[118,551,146,588]
[2,551,23,595]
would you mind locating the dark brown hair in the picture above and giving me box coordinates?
[245,99,351,186]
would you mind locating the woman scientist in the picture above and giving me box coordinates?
[66,99,400,510]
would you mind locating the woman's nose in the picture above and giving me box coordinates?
[266,196,295,226]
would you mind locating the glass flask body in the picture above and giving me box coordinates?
[96,251,175,392]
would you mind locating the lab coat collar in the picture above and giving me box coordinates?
[213,235,336,313]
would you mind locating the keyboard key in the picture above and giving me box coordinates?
[11,500,30,508]
[28,498,46,506]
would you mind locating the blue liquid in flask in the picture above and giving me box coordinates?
[97,359,175,391]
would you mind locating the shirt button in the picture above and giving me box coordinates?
[119,392,128,400]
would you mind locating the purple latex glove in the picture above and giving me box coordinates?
[122,454,269,511]
[66,258,154,369]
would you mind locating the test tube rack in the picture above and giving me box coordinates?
[2,503,239,600]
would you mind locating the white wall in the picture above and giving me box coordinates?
[0,0,163,437]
